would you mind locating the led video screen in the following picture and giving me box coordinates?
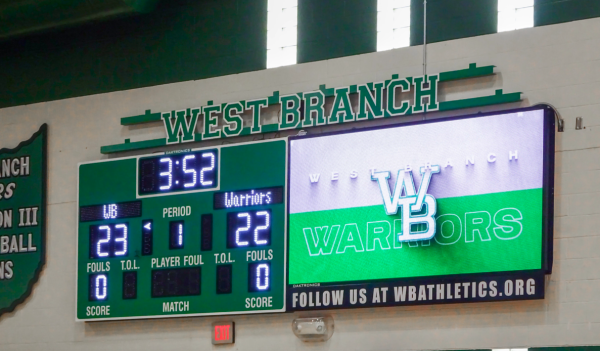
[287,107,554,310]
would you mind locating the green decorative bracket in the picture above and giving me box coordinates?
[439,63,495,82]
[121,109,162,125]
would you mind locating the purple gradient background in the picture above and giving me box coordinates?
[289,110,545,214]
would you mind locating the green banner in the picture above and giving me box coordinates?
[0,124,47,316]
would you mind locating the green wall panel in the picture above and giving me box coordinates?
[535,0,600,27]
[0,0,267,109]
[411,0,497,46]
[297,0,376,64]
[2,0,600,110]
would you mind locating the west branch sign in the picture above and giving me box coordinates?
[161,74,439,144]
[101,64,521,154]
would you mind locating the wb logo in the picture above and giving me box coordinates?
[371,165,440,242]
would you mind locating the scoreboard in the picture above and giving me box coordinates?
[76,140,287,321]
[76,106,554,321]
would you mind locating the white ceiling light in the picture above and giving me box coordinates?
[267,0,298,69]
[377,0,410,51]
[498,0,534,32]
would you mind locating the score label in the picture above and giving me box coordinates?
[77,140,287,321]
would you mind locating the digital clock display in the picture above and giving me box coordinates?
[77,140,287,321]
[138,150,218,195]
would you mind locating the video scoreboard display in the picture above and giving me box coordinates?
[76,140,287,321]
[286,107,554,311]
